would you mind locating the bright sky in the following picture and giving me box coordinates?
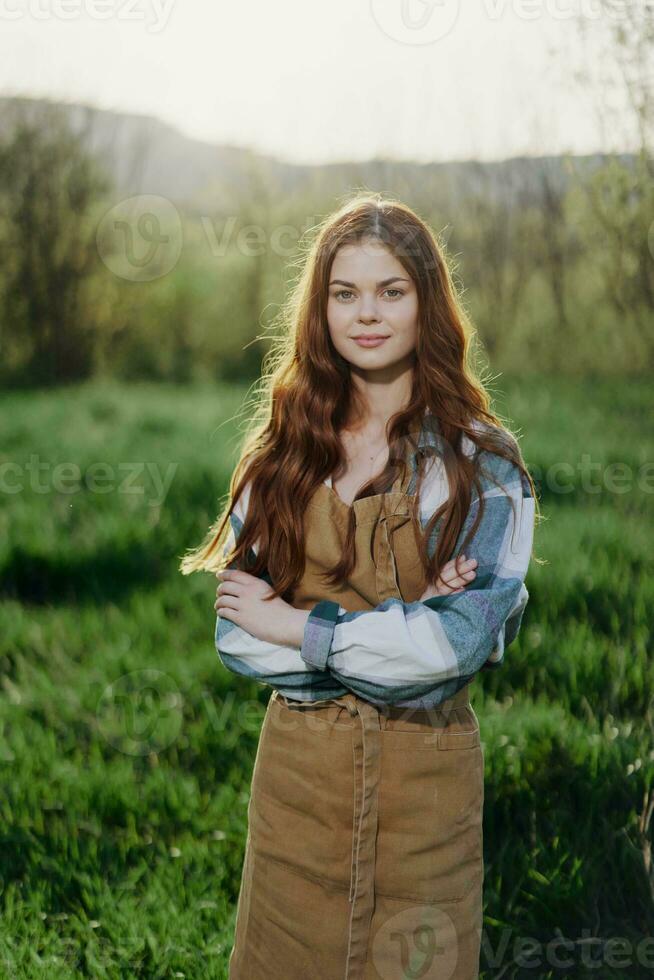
[0,0,637,164]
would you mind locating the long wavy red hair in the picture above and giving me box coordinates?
[179,192,540,598]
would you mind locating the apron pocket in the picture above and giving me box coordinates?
[247,696,355,891]
[376,708,484,904]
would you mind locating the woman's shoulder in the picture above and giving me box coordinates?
[463,417,520,452]
[417,418,529,514]
[467,421,532,498]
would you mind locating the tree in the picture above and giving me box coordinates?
[0,102,110,386]
[569,3,654,349]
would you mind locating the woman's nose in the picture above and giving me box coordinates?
[357,302,380,322]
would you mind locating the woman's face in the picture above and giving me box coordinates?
[326,239,419,376]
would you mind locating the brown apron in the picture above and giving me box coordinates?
[228,460,485,980]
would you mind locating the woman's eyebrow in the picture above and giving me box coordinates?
[328,276,411,288]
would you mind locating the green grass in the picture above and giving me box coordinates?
[0,376,652,978]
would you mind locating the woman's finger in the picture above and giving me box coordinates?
[446,568,477,589]
[438,562,476,588]
[449,559,474,572]
[440,565,476,589]
[442,556,477,581]
[216,588,240,603]
[215,603,241,623]
[215,594,240,612]
[216,580,242,598]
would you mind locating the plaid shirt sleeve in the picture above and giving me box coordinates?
[300,454,535,704]
[214,487,348,699]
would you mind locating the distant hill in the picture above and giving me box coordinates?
[0,95,633,210]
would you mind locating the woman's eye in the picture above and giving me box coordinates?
[335,288,404,300]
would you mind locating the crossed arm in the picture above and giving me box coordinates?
[215,458,535,705]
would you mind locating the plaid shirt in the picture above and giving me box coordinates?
[215,416,536,709]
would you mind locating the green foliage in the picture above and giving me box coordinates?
[0,107,111,387]
[1,105,652,389]
[0,378,652,977]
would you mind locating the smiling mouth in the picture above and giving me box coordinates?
[352,334,391,346]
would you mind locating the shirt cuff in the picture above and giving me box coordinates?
[300,600,340,671]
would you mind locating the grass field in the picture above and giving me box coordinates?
[0,376,652,978]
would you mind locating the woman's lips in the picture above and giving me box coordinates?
[352,335,390,348]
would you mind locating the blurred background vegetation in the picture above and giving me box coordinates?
[0,9,652,392]
[0,6,653,979]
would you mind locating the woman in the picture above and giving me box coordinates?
[180,193,538,980]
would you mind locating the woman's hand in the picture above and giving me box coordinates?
[419,555,477,601]
[215,554,477,645]
[215,569,310,647]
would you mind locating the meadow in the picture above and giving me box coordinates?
[0,376,652,978]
